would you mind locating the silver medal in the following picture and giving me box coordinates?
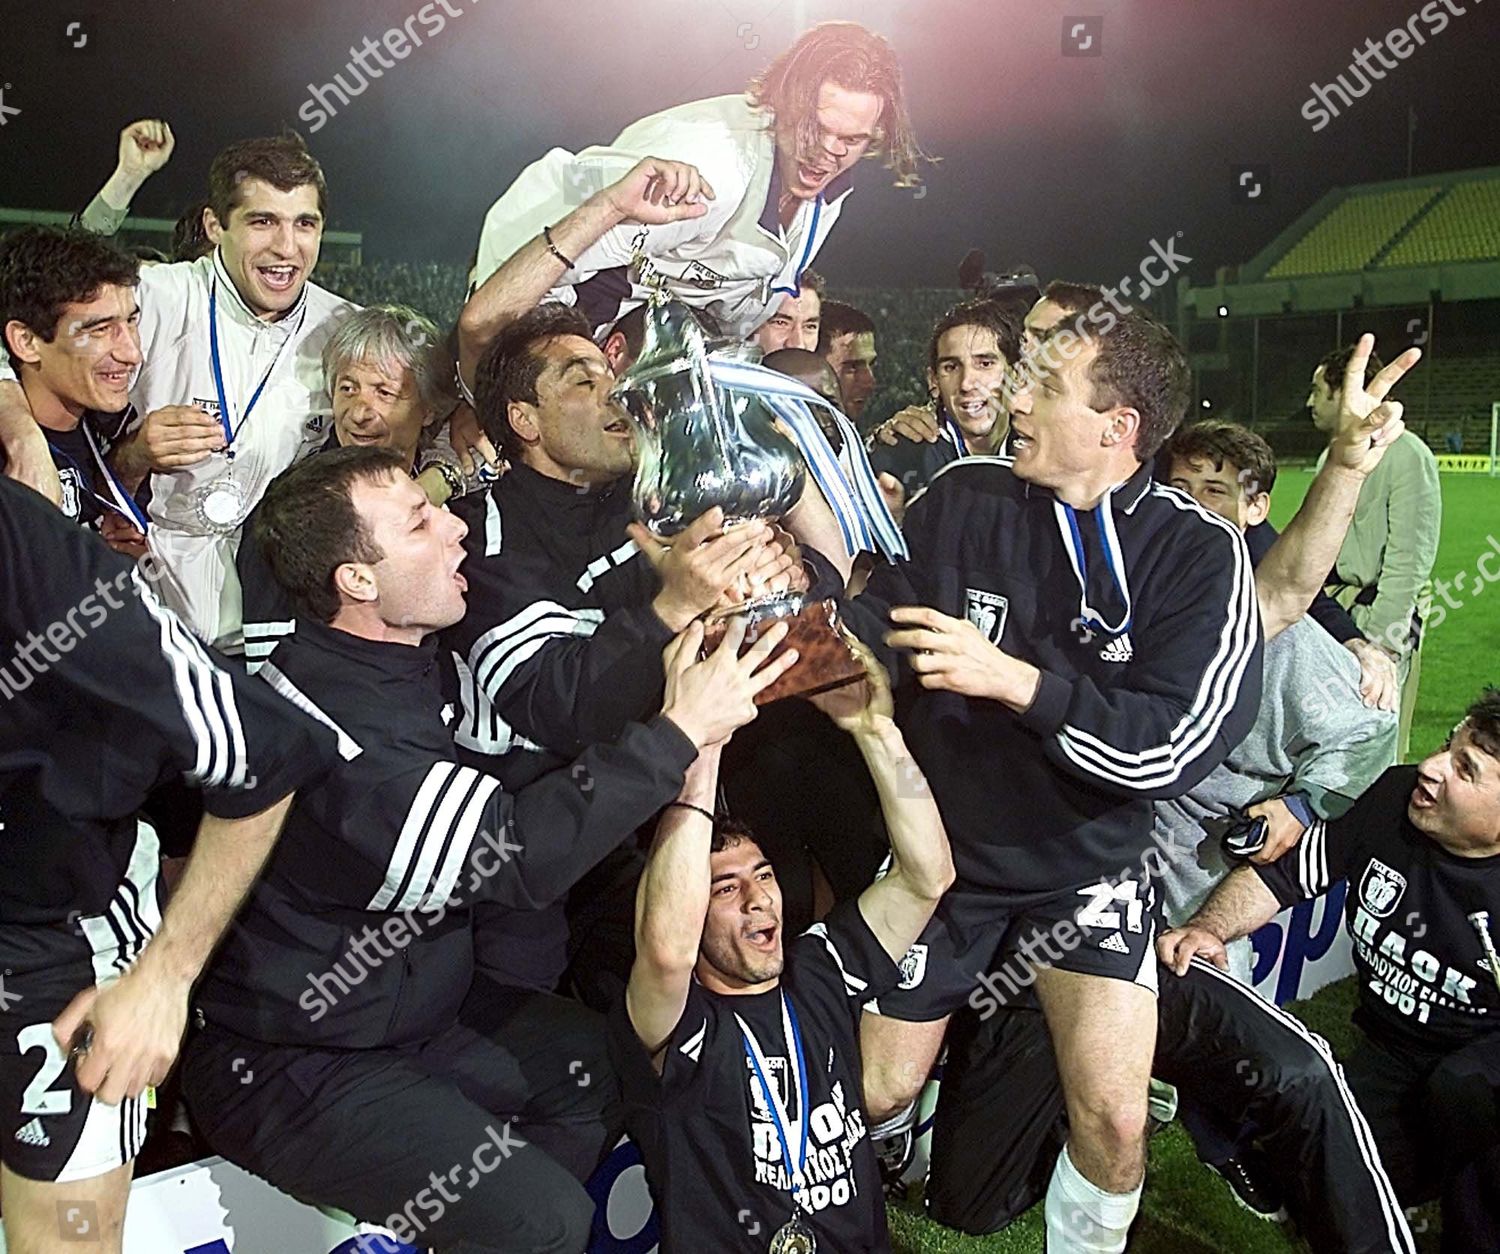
[768,1213,816,1254]
[195,477,247,532]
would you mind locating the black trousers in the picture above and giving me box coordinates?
[1342,1027,1500,1254]
[182,982,617,1254]
[926,959,1416,1254]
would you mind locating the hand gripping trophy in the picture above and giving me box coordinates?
[612,290,903,702]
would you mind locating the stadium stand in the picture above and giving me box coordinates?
[1178,165,1500,462]
[1381,177,1500,267]
[1266,185,1441,277]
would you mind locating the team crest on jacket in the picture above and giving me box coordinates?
[1359,858,1407,919]
[678,259,726,290]
[965,589,1009,645]
[897,942,928,990]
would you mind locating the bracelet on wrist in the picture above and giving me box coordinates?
[542,224,577,270]
[665,801,716,824]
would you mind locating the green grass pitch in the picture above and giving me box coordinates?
[886,472,1496,1251]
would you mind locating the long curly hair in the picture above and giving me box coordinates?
[747,22,936,189]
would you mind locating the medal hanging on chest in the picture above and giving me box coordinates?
[194,475,248,532]
[768,1211,816,1254]
[193,277,304,533]
[737,992,816,1253]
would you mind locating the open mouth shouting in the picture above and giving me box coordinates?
[956,396,993,424]
[744,922,780,952]
[257,263,300,294]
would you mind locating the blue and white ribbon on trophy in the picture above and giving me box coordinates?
[705,357,908,563]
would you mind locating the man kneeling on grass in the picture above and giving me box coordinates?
[1163,686,1500,1254]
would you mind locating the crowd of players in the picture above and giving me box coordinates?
[0,19,1491,1254]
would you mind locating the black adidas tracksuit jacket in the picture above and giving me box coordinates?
[845,455,1264,900]
[442,463,672,788]
[0,475,334,930]
[195,618,697,1048]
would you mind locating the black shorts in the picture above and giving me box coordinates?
[866,871,1161,1022]
[0,827,161,1182]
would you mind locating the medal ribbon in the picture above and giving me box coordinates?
[736,992,810,1206]
[770,194,822,300]
[208,276,306,451]
[941,410,969,459]
[78,416,150,531]
[705,357,908,562]
[1054,496,1132,636]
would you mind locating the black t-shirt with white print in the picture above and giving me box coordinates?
[1255,764,1500,1053]
[610,899,902,1252]
[43,410,130,527]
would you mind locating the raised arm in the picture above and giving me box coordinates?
[458,156,715,391]
[1257,335,1422,640]
[811,637,955,962]
[74,119,176,236]
[626,620,798,1059]
[628,744,724,1060]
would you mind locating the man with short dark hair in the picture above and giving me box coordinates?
[0,131,357,651]
[615,640,953,1250]
[237,303,463,672]
[763,347,844,426]
[750,269,825,354]
[867,297,1020,512]
[1162,685,1500,1253]
[182,445,789,1254]
[848,322,1416,1251]
[1308,343,1441,758]
[0,228,142,531]
[818,299,878,425]
[0,474,337,1254]
[469,23,926,340]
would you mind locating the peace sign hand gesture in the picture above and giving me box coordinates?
[1329,333,1422,476]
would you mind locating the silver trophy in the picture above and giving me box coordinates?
[612,297,862,702]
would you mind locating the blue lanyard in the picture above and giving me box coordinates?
[47,423,149,531]
[208,278,301,452]
[738,992,810,1198]
[1059,500,1132,635]
[771,196,823,299]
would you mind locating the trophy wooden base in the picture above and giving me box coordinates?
[701,595,864,705]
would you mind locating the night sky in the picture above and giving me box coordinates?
[3,0,1498,291]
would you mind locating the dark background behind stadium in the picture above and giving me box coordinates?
[3,0,1497,285]
[2,0,1498,432]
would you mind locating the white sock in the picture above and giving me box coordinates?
[1044,1143,1142,1253]
[868,1099,918,1140]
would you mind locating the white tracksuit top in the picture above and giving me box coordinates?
[471,94,853,340]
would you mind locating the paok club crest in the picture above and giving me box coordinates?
[1359,858,1408,919]
[965,589,1009,645]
